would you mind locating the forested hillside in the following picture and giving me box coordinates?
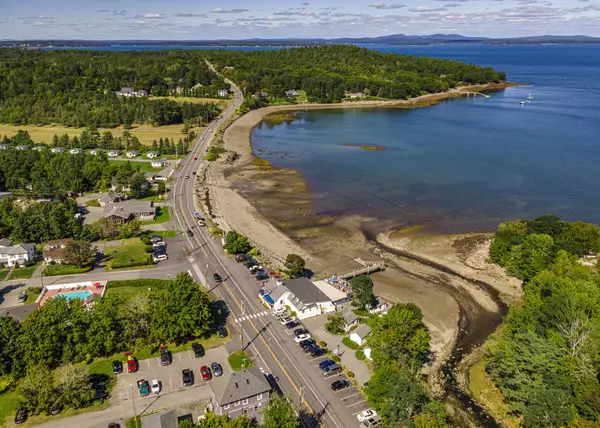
[487,215,600,427]
[205,45,506,107]
[0,50,225,127]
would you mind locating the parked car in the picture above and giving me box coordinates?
[108,424,121,428]
[213,273,223,283]
[182,369,194,386]
[153,254,167,262]
[201,365,212,381]
[150,236,162,243]
[323,364,341,377]
[304,344,318,354]
[294,328,308,336]
[235,254,247,262]
[298,339,316,349]
[151,379,161,394]
[330,379,350,391]
[160,348,171,366]
[152,241,165,248]
[112,360,123,374]
[360,415,383,428]
[217,325,228,338]
[357,409,378,422]
[272,307,286,317]
[255,272,269,281]
[186,229,194,237]
[127,355,138,373]
[280,317,294,325]
[211,362,223,377]
[319,359,335,370]
[311,347,327,358]
[285,320,299,329]
[184,175,190,179]
[192,342,205,358]
[18,293,27,303]
[14,409,28,424]
[137,379,150,397]
[295,333,311,343]
[197,218,205,227]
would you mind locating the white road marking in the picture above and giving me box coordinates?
[346,399,367,407]
[169,379,173,392]
[341,392,361,400]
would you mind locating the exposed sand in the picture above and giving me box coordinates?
[194,83,523,410]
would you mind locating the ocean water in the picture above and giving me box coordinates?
[251,45,600,232]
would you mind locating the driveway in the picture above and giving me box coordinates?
[112,346,230,404]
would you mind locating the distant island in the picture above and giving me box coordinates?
[1,33,600,48]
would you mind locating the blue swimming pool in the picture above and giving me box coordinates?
[56,291,92,301]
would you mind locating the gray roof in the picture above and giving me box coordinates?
[282,278,331,305]
[103,200,154,218]
[0,238,12,247]
[353,324,371,340]
[213,368,271,406]
[0,243,34,255]
[99,191,120,203]
[141,410,177,428]
[1,304,36,322]
[343,310,359,325]
[267,284,289,302]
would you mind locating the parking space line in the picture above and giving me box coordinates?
[178,353,182,362]
[352,410,364,415]
[347,399,367,407]
[146,360,150,368]
[169,379,173,392]
[341,392,361,400]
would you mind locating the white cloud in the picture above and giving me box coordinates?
[173,13,208,18]
[301,1,310,4]
[95,10,128,16]
[211,8,250,13]
[409,6,448,11]
[368,2,405,8]
[18,15,54,20]
[444,3,464,7]
[273,10,315,16]
[134,14,165,19]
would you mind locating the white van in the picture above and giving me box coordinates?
[153,254,168,262]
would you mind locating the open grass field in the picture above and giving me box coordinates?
[142,206,170,224]
[104,238,152,270]
[43,264,92,277]
[108,159,161,173]
[7,266,37,280]
[149,95,232,110]
[0,123,202,146]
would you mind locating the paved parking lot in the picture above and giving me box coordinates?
[112,346,230,404]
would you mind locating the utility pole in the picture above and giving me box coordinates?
[299,385,304,427]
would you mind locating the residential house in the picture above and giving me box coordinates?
[269,278,336,320]
[141,410,177,428]
[98,191,121,207]
[107,150,120,157]
[33,146,46,151]
[210,368,271,420]
[136,89,148,97]
[15,145,29,151]
[146,151,159,159]
[285,90,299,97]
[192,83,203,90]
[44,238,74,264]
[110,176,148,192]
[218,89,229,97]
[0,145,8,150]
[116,87,135,97]
[0,192,12,201]
[50,147,64,153]
[368,297,389,315]
[0,240,36,267]
[342,308,360,332]
[348,92,364,99]
[350,324,371,347]
[151,160,166,168]
[69,148,82,154]
[126,150,139,158]
[102,200,155,223]
[90,149,102,155]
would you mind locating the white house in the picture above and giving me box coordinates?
[69,148,82,154]
[51,147,64,153]
[126,150,139,158]
[90,149,102,155]
[350,324,371,347]
[15,145,29,151]
[107,150,120,157]
[33,146,46,151]
[0,239,36,267]
[146,151,159,159]
[151,160,166,168]
[368,297,389,315]
[269,278,336,320]
[218,89,229,97]
[0,145,8,150]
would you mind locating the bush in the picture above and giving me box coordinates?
[144,245,153,253]
[111,259,153,269]
[353,309,369,317]
[319,341,328,348]
[87,199,100,207]
[342,337,360,350]
[49,260,56,265]
[331,354,341,363]
[248,247,260,257]
[141,237,151,245]
[356,350,366,360]
[346,371,354,379]
[23,260,36,267]
[30,287,43,294]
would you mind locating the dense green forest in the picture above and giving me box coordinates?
[204,45,506,107]
[0,50,224,127]
[487,215,600,426]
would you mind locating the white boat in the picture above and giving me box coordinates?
[527,94,533,99]
[520,101,526,105]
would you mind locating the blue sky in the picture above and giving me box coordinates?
[1,0,599,39]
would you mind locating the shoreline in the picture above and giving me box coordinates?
[197,81,522,425]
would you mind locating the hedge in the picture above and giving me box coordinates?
[356,350,366,360]
[342,337,360,350]
[110,259,154,270]
[107,279,172,289]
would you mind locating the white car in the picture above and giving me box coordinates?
[357,409,377,422]
[272,308,286,317]
[280,317,294,325]
[295,333,311,343]
[151,379,160,394]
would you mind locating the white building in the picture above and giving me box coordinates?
[350,324,371,347]
[146,151,159,159]
[107,150,120,157]
[0,239,36,267]
[151,160,166,168]
[268,278,336,320]
[51,147,64,153]
[15,145,29,151]
[218,89,229,97]
[126,150,139,158]
[69,148,82,154]
[90,149,102,155]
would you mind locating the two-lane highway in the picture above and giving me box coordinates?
[169,70,364,428]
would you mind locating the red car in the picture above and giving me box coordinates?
[193,156,198,160]
[201,365,212,381]
[126,355,138,373]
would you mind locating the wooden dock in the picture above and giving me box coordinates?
[462,92,490,98]
[337,258,386,280]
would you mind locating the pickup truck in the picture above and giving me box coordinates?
[137,379,150,397]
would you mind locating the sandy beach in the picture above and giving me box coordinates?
[194,82,523,418]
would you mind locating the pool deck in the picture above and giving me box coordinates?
[36,281,106,307]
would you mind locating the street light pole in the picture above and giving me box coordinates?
[299,385,304,426]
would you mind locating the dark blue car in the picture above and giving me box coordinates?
[319,359,335,370]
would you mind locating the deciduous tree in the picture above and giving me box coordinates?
[64,240,94,267]
[349,275,374,309]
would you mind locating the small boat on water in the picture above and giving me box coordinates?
[520,101,526,105]
[527,94,534,99]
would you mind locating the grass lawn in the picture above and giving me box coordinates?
[141,230,178,238]
[140,190,167,202]
[43,264,92,276]
[149,95,232,111]
[125,416,141,428]
[108,160,159,173]
[24,287,41,304]
[0,389,20,426]
[7,266,37,280]
[104,238,152,270]
[0,123,198,146]
[0,269,9,281]
[228,350,253,371]
[142,206,170,224]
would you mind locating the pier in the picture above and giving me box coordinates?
[337,258,386,280]
[462,92,490,98]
